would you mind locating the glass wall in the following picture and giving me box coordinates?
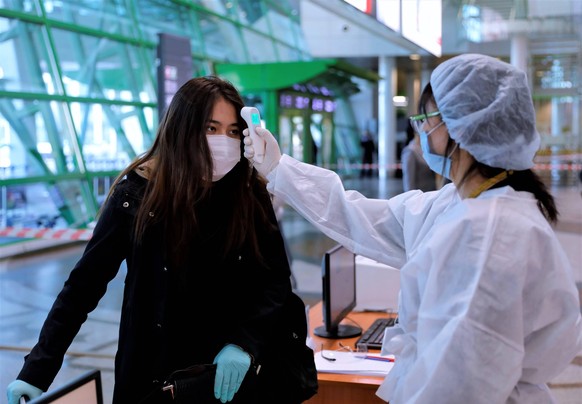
[453,0,582,187]
[0,0,310,228]
[532,53,581,186]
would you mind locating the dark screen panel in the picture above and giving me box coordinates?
[314,244,361,338]
[156,33,193,120]
[328,245,357,326]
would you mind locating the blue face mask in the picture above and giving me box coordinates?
[419,122,454,180]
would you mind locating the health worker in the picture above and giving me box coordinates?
[243,53,582,403]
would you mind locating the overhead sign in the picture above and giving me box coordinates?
[156,33,193,120]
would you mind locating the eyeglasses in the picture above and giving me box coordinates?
[320,343,351,361]
[320,342,367,362]
[409,111,441,133]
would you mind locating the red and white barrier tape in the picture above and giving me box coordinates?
[323,163,582,171]
[1,162,581,242]
[0,227,93,241]
[533,163,582,171]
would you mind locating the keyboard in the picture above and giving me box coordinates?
[355,317,396,350]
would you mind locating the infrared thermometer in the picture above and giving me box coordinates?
[241,106,265,163]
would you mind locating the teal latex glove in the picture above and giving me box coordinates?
[243,126,281,178]
[7,380,42,404]
[213,344,251,403]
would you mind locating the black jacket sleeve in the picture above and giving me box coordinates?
[17,181,135,390]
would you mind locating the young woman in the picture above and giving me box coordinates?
[243,54,582,403]
[7,76,294,404]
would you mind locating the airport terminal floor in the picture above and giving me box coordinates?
[1,174,581,404]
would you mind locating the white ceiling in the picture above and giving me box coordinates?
[299,0,581,81]
[299,0,433,58]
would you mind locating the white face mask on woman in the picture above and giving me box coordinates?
[206,135,241,181]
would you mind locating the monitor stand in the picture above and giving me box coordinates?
[314,324,362,338]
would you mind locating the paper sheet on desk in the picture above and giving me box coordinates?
[314,351,394,376]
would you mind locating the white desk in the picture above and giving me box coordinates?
[354,255,400,313]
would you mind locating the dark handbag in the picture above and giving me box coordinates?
[161,363,217,403]
[138,364,218,404]
[258,292,318,403]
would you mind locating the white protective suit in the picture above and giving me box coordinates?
[268,154,582,404]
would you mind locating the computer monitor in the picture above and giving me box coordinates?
[314,244,362,338]
[27,370,103,404]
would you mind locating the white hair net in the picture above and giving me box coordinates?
[430,54,540,170]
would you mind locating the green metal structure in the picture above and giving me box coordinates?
[0,0,369,229]
[216,59,379,167]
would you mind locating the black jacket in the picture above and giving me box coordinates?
[17,164,292,403]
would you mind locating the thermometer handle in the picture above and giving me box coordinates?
[241,107,265,163]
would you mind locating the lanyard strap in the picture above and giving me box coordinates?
[468,170,513,198]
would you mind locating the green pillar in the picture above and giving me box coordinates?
[262,90,279,140]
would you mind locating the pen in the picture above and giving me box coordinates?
[357,355,394,362]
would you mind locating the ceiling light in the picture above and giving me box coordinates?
[393,96,408,107]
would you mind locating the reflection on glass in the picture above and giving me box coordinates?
[0,0,40,14]
[52,28,155,102]
[0,19,61,94]
[266,8,294,43]
[0,0,311,229]
[198,11,246,62]
[44,0,135,36]
[276,43,302,62]
[134,0,205,55]
[236,0,267,28]
[199,0,238,19]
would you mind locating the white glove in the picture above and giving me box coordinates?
[243,126,281,178]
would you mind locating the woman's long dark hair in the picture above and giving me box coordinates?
[107,76,273,263]
[418,83,558,223]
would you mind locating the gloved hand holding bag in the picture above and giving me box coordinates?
[213,344,251,403]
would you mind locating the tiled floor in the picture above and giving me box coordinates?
[0,175,580,404]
